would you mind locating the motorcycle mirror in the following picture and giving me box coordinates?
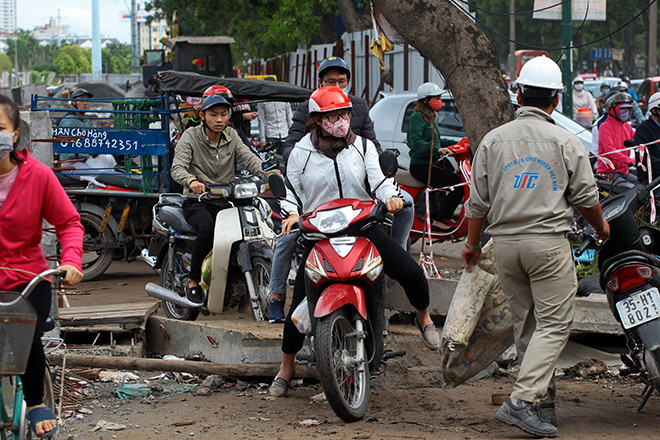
[379,150,399,178]
[268,174,287,199]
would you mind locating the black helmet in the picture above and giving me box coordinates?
[605,92,633,111]
[318,57,351,81]
[620,75,631,84]
[71,88,93,99]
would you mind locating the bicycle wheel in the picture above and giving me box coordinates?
[1,376,28,440]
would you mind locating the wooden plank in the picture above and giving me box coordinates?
[58,302,159,327]
[47,353,314,379]
[58,302,158,315]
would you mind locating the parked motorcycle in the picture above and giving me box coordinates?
[144,176,275,321]
[396,137,471,243]
[268,151,407,422]
[576,172,660,411]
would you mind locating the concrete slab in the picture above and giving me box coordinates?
[146,315,286,364]
[385,278,623,335]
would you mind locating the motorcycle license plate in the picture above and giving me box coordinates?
[616,287,660,329]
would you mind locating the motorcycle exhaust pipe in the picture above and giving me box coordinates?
[145,282,199,309]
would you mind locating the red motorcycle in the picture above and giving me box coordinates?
[268,155,405,422]
[396,137,471,242]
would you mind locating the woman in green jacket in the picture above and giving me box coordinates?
[407,82,464,227]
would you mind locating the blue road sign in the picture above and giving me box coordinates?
[591,47,612,61]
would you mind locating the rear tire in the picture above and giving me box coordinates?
[79,212,114,281]
[160,250,199,321]
[248,257,272,322]
[315,309,369,422]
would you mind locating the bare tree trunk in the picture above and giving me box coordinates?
[336,0,371,33]
[371,0,514,153]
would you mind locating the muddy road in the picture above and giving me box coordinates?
[57,261,660,439]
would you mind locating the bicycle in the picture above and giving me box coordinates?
[1,269,64,440]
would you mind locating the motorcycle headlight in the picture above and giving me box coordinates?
[309,206,362,234]
[234,182,259,199]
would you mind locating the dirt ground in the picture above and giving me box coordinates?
[56,260,660,439]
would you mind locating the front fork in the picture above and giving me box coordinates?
[346,319,367,373]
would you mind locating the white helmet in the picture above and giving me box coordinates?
[572,75,584,84]
[648,92,660,113]
[417,82,443,99]
[516,56,564,91]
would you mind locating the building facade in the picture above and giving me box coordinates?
[0,0,16,36]
[139,19,169,52]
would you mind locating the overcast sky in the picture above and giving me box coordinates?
[16,0,144,43]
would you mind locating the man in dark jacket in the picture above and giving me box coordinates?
[635,92,660,183]
[282,57,380,161]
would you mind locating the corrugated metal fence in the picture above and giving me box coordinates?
[249,29,445,105]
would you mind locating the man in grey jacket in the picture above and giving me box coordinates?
[171,94,266,306]
[461,56,609,438]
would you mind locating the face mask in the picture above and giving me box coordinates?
[0,131,14,160]
[342,87,350,95]
[321,118,351,138]
[601,88,610,95]
[574,84,584,91]
[428,97,443,111]
[618,108,631,122]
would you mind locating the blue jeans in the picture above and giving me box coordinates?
[268,190,414,295]
[268,231,299,295]
[391,189,414,250]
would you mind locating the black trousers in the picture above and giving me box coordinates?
[182,199,227,282]
[16,281,51,407]
[409,162,464,221]
[281,226,430,355]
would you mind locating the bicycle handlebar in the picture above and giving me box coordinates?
[21,269,66,300]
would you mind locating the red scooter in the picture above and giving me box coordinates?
[396,137,471,242]
[268,153,406,422]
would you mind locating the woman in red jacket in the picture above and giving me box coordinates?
[0,95,84,438]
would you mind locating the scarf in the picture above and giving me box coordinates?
[414,101,437,125]
[310,126,357,160]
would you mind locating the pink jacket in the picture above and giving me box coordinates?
[597,118,635,175]
[0,150,83,291]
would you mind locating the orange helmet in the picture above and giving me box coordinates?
[308,86,351,114]
[202,85,234,105]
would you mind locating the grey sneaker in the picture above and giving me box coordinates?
[414,316,440,349]
[537,402,557,426]
[496,397,557,438]
[268,377,289,397]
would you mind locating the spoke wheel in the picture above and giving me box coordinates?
[315,309,369,422]
[160,250,199,321]
[248,257,272,321]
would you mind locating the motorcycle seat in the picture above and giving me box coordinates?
[158,205,197,234]
[396,169,426,188]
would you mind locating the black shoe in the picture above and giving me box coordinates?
[496,397,557,438]
[186,285,204,306]
[537,402,557,426]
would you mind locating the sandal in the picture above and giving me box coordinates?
[26,406,59,439]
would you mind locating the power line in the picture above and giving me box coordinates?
[452,0,657,52]
[456,0,569,16]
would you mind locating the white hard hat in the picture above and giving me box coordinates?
[649,92,660,112]
[572,75,584,84]
[516,56,564,91]
[417,82,443,99]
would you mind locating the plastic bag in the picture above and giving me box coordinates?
[291,297,312,334]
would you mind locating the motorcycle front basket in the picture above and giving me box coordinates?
[0,292,37,375]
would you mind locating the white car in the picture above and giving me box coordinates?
[370,91,592,169]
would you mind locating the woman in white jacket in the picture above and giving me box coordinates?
[268,86,438,397]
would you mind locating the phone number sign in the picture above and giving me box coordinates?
[52,127,169,156]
